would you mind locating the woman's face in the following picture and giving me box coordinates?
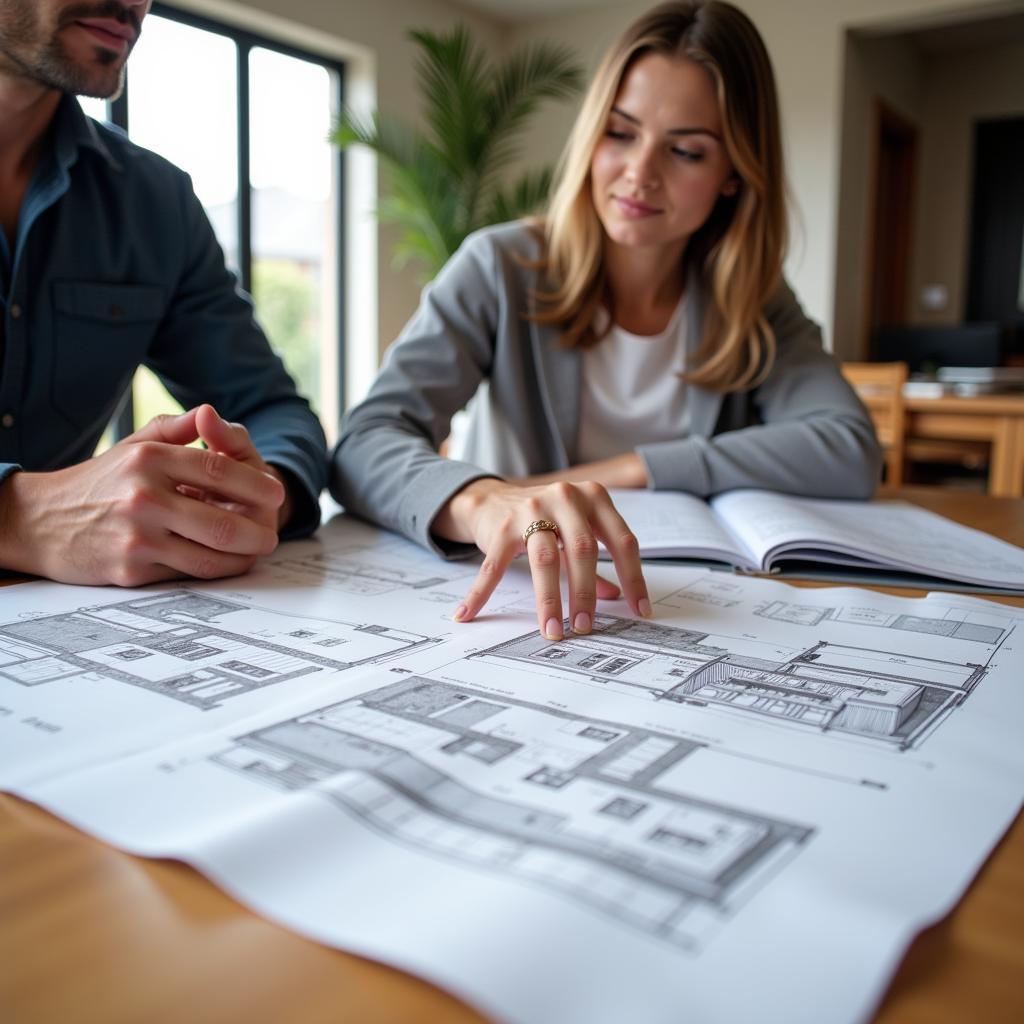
[590,53,737,258]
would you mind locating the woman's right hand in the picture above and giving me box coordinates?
[432,478,651,640]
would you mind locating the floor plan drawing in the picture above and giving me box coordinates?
[213,675,813,951]
[656,576,746,610]
[471,615,999,750]
[0,590,440,710]
[267,550,474,596]
[266,526,479,598]
[753,599,1010,643]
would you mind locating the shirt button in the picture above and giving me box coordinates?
[1,414,13,428]
[9,304,21,319]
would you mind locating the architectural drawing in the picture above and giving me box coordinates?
[213,676,812,951]
[267,550,470,596]
[657,576,746,609]
[754,599,1010,643]
[472,615,998,749]
[267,529,477,597]
[0,590,439,710]
[662,580,1013,645]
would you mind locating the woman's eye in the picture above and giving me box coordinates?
[605,129,632,141]
[672,147,704,162]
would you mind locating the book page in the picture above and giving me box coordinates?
[710,490,1024,587]
[606,489,754,567]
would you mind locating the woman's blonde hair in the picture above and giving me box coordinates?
[536,0,787,392]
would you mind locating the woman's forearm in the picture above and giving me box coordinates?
[513,452,649,490]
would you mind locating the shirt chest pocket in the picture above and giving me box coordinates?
[51,281,165,429]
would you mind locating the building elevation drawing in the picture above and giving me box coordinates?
[0,590,439,710]
[213,676,812,951]
[472,615,1002,750]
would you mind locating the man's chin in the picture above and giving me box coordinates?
[52,59,125,99]
[77,76,124,100]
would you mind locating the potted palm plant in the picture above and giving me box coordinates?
[332,26,583,280]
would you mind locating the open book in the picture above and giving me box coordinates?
[607,489,1024,592]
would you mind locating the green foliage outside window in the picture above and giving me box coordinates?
[252,258,320,410]
[125,257,319,439]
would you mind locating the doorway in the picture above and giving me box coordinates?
[865,101,918,357]
[966,115,1024,359]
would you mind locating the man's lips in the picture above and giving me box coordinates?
[613,196,661,218]
[73,18,136,50]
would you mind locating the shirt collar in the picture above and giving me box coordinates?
[52,91,123,174]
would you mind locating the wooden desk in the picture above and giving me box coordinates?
[2,488,1023,1024]
[904,392,1024,497]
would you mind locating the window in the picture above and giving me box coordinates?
[82,3,344,443]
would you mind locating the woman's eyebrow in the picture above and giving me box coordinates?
[610,105,722,141]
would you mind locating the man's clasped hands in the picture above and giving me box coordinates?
[0,405,290,587]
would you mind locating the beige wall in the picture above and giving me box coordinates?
[833,29,1024,361]
[833,34,924,360]
[912,39,1024,328]
[502,0,1017,356]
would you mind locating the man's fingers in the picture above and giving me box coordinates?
[155,444,284,512]
[154,533,259,581]
[165,490,280,556]
[126,408,200,448]
[195,404,260,462]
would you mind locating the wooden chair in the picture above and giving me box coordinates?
[840,361,908,485]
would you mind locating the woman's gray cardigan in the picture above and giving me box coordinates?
[330,222,882,557]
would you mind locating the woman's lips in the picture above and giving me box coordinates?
[614,196,661,218]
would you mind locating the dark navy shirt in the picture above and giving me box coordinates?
[0,95,326,537]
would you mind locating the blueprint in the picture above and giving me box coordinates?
[473,612,994,750]
[0,589,438,709]
[2,516,1023,1024]
[0,577,442,787]
[211,676,812,952]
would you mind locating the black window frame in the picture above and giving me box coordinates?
[107,1,346,438]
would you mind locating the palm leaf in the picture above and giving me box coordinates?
[484,168,556,225]
[331,26,583,279]
[485,45,583,143]
[410,27,489,174]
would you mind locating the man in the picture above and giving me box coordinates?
[0,0,327,586]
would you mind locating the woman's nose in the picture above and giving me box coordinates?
[624,147,659,191]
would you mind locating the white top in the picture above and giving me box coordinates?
[576,293,691,463]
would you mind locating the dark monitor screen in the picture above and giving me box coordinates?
[874,324,1002,372]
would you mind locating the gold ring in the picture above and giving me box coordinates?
[523,519,560,545]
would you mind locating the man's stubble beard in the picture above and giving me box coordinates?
[0,1,132,99]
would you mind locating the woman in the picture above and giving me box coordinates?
[331,0,881,641]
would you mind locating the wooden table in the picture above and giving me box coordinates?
[904,392,1024,497]
[2,487,1023,1024]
